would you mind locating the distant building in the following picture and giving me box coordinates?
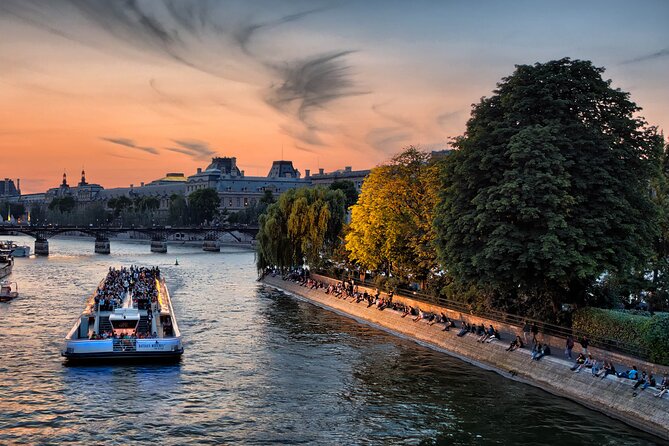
[187,159,309,211]
[1,178,20,200]
[45,171,103,202]
[16,157,372,217]
[147,172,187,186]
[309,166,370,192]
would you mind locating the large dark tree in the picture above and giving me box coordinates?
[434,58,663,319]
[188,188,220,224]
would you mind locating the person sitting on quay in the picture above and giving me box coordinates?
[457,322,470,337]
[595,361,616,379]
[532,343,551,361]
[617,366,639,381]
[413,309,427,322]
[590,358,601,377]
[506,335,524,352]
[632,371,653,390]
[485,327,501,343]
[401,306,413,318]
[477,325,495,343]
[570,353,586,371]
[572,354,594,373]
[654,375,668,398]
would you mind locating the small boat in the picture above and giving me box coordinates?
[0,281,18,302]
[62,266,183,362]
[0,240,30,257]
[0,250,13,279]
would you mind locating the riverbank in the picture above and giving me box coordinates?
[262,275,669,441]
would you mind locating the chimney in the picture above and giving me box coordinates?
[140,182,145,187]
[241,170,245,177]
[305,169,310,178]
[318,168,324,175]
[130,184,134,188]
[345,166,352,172]
[197,167,202,174]
[16,178,20,194]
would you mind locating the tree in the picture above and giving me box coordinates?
[0,201,25,221]
[434,58,663,319]
[345,147,441,286]
[329,180,359,208]
[168,194,188,226]
[188,188,220,224]
[257,187,346,271]
[48,196,76,214]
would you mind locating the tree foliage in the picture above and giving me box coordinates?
[434,58,663,319]
[345,147,441,284]
[0,201,25,221]
[48,196,76,213]
[257,187,346,271]
[329,180,359,208]
[188,188,220,224]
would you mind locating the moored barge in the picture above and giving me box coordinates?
[0,250,13,279]
[62,266,183,362]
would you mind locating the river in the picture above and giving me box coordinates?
[0,236,664,445]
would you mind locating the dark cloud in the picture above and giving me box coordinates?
[165,139,217,161]
[101,137,159,155]
[294,144,319,154]
[266,51,368,126]
[622,48,669,64]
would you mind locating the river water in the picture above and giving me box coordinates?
[0,236,664,445]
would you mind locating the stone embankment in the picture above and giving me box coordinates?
[262,275,669,441]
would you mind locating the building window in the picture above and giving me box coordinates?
[236,197,241,207]
[229,199,232,207]
[244,197,248,207]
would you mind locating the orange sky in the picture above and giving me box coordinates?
[1,1,668,193]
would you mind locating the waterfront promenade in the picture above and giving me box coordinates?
[262,274,669,441]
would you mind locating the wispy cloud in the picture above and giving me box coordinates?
[101,137,159,155]
[365,127,411,154]
[233,7,329,56]
[622,47,669,64]
[165,139,216,161]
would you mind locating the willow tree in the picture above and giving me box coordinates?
[434,58,663,319]
[345,147,441,285]
[256,187,346,272]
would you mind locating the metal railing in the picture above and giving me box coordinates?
[312,271,650,361]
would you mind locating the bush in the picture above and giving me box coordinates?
[573,308,669,365]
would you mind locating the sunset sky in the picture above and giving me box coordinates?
[1,0,668,193]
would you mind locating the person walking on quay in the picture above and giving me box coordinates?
[565,335,575,359]
[522,321,531,344]
[531,322,539,345]
[580,336,589,355]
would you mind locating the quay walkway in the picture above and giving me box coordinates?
[262,274,669,441]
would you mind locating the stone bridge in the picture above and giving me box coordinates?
[0,224,259,255]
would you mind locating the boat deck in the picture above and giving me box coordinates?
[63,266,182,362]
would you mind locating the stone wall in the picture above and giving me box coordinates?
[263,275,669,441]
[311,274,669,377]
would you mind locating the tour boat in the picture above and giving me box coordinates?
[0,241,31,257]
[0,281,18,302]
[0,250,13,279]
[62,266,183,362]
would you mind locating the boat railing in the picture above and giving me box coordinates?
[112,338,137,352]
